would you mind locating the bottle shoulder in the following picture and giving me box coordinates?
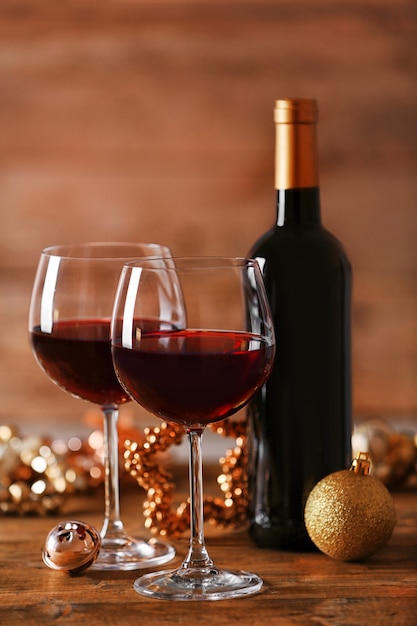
[249,225,351,273]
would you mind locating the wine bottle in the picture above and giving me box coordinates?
[247,98,352,550]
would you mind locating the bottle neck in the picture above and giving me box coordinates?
[274,107,321,227]
[276,187,321,227]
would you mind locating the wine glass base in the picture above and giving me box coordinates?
[91,536,175,571]
[133,566,263,601]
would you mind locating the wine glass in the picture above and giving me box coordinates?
[111,257,275,600]
[28,242,176,571]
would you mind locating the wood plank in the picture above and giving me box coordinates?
[1,488,417,625]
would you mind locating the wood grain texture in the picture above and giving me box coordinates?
[1,487,417,625]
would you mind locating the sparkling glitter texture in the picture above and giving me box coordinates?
[304,452,397,561]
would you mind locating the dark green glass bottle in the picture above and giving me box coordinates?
[247,98,352,550]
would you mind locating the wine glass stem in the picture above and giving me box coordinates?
[183,428,213,569]
[100,404,124,539]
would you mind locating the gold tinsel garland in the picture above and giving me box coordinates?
[0,424,103,515]
[2,416,417,526]
[124,419,248,538]
[0,418,248,534]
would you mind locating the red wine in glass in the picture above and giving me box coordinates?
[112,328,274,427]
[31,319,130,406]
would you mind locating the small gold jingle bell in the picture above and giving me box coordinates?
[42,520,101,575]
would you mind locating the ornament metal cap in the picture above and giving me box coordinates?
[350,451,371,475]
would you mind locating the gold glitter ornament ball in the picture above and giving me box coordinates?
[304,452,396,561]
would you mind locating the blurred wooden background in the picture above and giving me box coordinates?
[1,0,416,437]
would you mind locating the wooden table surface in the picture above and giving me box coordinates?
[1,479,417,626]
